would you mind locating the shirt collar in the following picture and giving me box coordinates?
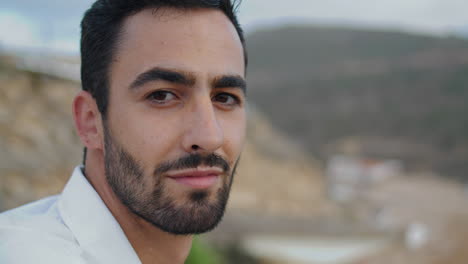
[58,166,141,264]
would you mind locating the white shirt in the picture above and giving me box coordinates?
[0,166,141,264]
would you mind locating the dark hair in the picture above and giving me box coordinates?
[80,0,247,118]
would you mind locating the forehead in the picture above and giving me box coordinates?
[110,7,245,88]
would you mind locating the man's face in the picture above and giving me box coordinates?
[102,8,246,234]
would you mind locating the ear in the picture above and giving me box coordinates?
[72,91,104,151]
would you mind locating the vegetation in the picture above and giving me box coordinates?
[185,238,258,264]
[185,237,222,264]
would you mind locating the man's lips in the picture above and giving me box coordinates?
[166,167,222,189]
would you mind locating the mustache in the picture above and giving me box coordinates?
[154,153,230,175]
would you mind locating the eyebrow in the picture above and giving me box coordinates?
[213,75,247,93]
[129,67,246,93]
[129,67,196,90]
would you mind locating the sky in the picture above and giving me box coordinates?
[1,0,468,54]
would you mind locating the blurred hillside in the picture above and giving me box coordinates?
[0,58,82,210]
[246,26,468,182]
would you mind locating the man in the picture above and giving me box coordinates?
[0,0,247,263]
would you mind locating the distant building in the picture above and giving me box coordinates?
[326,155,403,202]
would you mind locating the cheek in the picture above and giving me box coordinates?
[220,111,246,160]
[110,108,183,170]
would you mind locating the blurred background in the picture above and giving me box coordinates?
[1,0,468,263]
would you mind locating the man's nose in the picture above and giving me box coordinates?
[181,99,224,153]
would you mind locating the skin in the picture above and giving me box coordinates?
[72,7,246,264]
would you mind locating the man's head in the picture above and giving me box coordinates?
[74,0,247,235]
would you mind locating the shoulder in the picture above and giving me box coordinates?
[0,196,85,264]
[0,195,68,236]
[0,232,86,264]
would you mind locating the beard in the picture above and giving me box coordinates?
[103,124,237,235]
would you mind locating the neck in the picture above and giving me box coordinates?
[84,150,193,264]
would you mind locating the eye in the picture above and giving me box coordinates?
[146,90,177,104]
[213,93,240,107]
